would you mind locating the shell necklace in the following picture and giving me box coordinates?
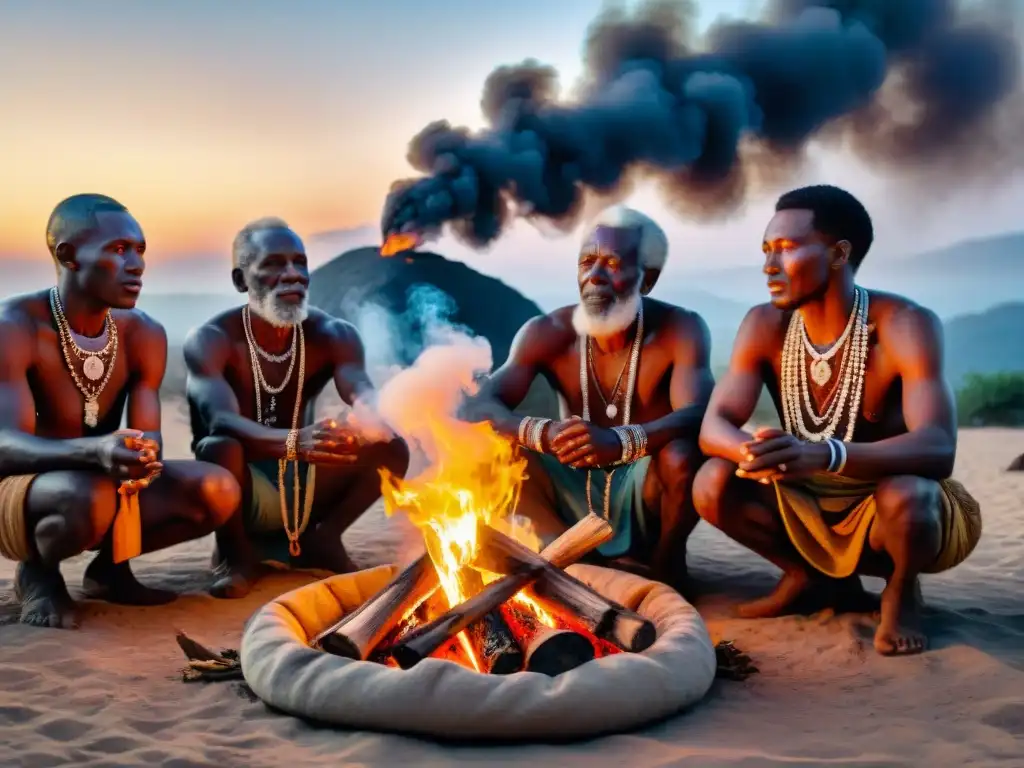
[579,301,644,519]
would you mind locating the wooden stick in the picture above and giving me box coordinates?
[474,525,657,653]
[313,554,439,659]
[524,627,595,676]
[390,515,614,670]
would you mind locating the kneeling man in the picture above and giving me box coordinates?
[0,194,241,628]
[693,184,982,655]
[473,206,713,590]
[185,217,409,598]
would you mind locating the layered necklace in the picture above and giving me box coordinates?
[780,286,869,443]
[49,287,118,428]
[242,305,315,557]
[579,301,644,519]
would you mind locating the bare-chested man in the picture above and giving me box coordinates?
[185,217,409,599]
[0,194,241,628]
[472,206,713,590]
[693,184,982,655]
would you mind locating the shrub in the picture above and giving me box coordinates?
[955,371,1024,427]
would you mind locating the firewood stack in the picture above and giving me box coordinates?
[311,514,657,676]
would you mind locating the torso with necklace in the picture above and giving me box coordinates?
[767,287,910,444]
[27,287,134,438]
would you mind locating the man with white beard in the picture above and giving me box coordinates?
[184,218,409,598]
[476,206,713,591]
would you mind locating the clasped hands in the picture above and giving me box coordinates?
[547,416,623,469]
[98,429,163,491]
[735,426,830,484]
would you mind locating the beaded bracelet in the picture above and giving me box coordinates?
[828,437,848,474]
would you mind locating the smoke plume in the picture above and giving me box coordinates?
[380,0,1022,247]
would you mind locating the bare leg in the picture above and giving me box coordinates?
[642,439,702,594]
[193,436,263,599]
[692,458,871,618]
[868,476,942,656]
[18,462,237,628]
[81,459,239,604]
[294,437,410,572]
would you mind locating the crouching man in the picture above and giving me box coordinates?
[185,217,409,598]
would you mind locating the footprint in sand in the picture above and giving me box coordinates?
[981,700,1024,736]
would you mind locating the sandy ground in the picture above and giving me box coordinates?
[1,404,1022,767]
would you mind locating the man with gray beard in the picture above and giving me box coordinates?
[184,218,409,598]
[473,206,713,592]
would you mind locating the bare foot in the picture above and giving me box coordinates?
[15,561,79,629]
[874,578,927,656]
[209,558,264,599]
[82,557,177,606]
[737,569,812,618]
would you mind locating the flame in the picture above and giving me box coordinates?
[381,232,420,256]
[381,418,541,666]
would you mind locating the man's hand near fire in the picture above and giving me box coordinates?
[549,416,623,469]
[296,418,362,465]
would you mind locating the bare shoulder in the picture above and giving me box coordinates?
[182,315,234,371]
[306,308,365,363]
[116,307,167,346]
[868,290,943,343]
[512,303,577,358]
[0,292,45,360]
[647,298,709,342]
[736,302,787,352]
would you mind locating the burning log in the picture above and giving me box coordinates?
[474,525,657,653]
[312,554,439,660]
[524,627,595,676]
[390,514,614,670]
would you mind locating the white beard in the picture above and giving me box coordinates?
[572,289,641,339]
[248,288,308,327]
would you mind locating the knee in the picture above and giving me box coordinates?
[33,474,119,557]
[874,476,942,536]
[654,440,702,496]
[194,435,245,477]
[691,457,736,526]
[192,465,242,529]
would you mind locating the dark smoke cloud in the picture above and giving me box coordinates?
[381,0,1022,247]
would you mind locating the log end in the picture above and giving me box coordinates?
[525,629,595,676]
[318,632,365,661]
[612,614,657,653]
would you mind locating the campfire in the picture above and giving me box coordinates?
[310,421,656,677]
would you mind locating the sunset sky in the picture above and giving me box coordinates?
[2,0,1022,283]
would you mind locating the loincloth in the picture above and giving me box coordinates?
[774,473,983,579]
[245,460,317,566]
[529,453,653,559]
[0,474,36,562]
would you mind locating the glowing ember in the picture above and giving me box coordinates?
[381,232,420,256]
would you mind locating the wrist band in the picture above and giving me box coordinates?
[833,438,848,474]
[285,428,299,462]
[825,438,837,473]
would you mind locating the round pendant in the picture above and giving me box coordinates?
[810,359,832,387]
[606,403,618,419]
[82,355,105,381]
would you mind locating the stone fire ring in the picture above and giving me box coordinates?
[240,563,717,741]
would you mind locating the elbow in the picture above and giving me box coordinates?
[208,413,235,438]
[933,443,956,480]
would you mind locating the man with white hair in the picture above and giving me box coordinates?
[183,217,409,598]
[474,205,713,591]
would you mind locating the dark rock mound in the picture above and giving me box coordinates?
[1008,454,1024,472]
[309,247,558,418]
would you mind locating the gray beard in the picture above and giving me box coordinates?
[248,288,308,327]
[572,290,641,339]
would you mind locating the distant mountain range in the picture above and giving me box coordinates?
[5,228,1021,389]
[667,231,1024,321]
